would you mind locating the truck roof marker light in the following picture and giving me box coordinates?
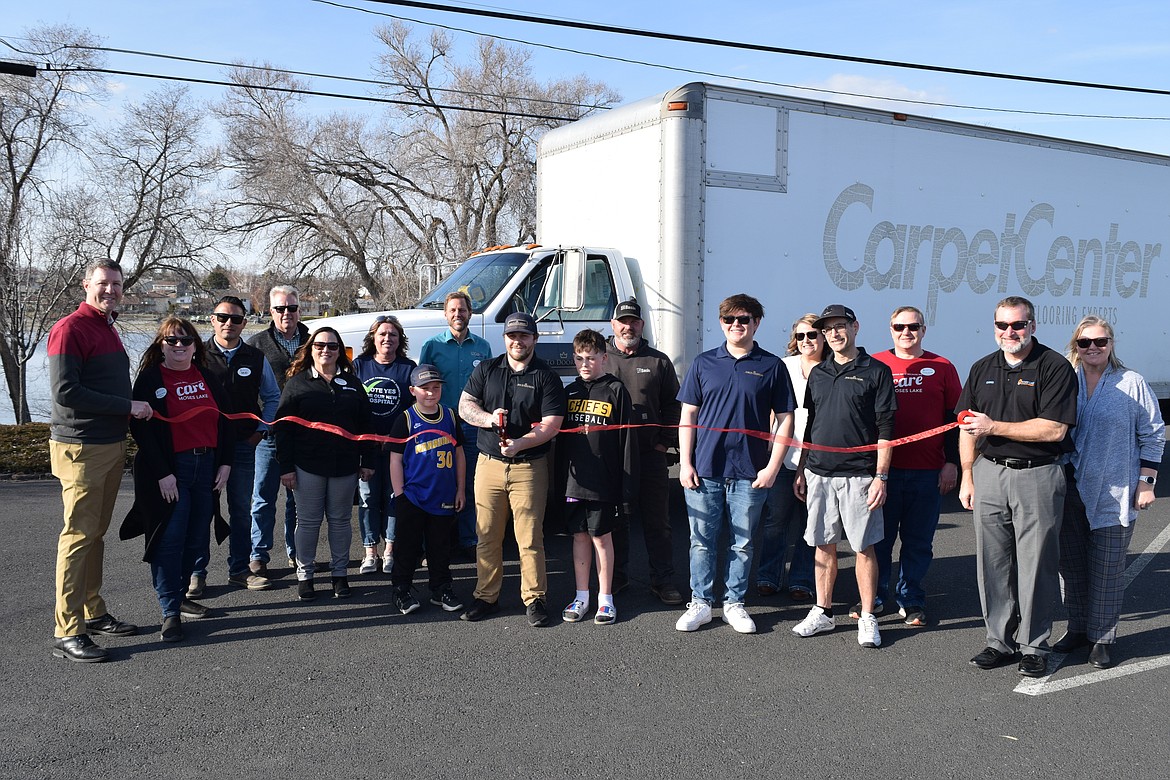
[525,243,542,249]
[893,113,909,122]
[667,101,689,112]
[470,244,515,257]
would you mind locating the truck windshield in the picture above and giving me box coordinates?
[417,251,529,313]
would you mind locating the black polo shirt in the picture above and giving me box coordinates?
[955,340,1076,460]
[804,347,897,476]
[464,353,566,459]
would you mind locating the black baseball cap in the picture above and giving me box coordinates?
[813,304,856,330]
[410,364,444,386]
[612,298,642,320]
[503,312,538,335]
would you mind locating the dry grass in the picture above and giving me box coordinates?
[0,423,135,476]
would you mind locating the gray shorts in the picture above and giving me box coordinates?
[804,472,884,552]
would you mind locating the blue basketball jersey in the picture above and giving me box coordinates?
[399,405,461,515]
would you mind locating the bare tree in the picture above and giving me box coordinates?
[0,25,105,422]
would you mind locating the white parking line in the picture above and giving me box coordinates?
[1015,518,1170,696]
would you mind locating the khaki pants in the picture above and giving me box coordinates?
[473,455,549,605]
[50,440,127,637]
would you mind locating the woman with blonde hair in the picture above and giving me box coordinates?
[1056,315,1163,668]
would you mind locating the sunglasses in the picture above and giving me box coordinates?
[891,322,923,332]
[312,342,340,351]
[162,336,195,346]
[994,320,1032,331]
[793,331,820,341]
[721,315,753,326]
[213,312,246,325]
[272,305,299,313]
[1075,337,1111,348]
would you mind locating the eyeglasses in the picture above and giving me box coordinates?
[821,323,850,334]
[721,315,752,326]
[311,342,340,352]
[891,322,922,332]
[272,305,299,313]
[994,320,1032,331]
[1075,337,1111,348]
[793,331,820,341]
[161,336,195,346]
[213,312,245,325]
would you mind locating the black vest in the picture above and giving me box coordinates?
[204,338,267,440]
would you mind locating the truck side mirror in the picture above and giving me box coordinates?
[560,248,586,311]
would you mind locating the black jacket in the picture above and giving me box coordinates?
[120,362,234,562]
[248,321,310,389]
[606,336,681,452]
[275,367,375,477]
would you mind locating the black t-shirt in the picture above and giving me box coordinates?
[464,354,566,459]
[955,340,1077,460]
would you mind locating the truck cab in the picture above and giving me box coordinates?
[327,245,635,380]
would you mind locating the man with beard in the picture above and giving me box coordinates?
[957,296,1077,679]
[606,298,684,605]
[420,291,492,557]
[458,313,565,626]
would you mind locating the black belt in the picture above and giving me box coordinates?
[481,452,544,465]
[985,455,1058,470]
[179,446,212,455]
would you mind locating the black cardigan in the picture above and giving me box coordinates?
[120,361,234,562]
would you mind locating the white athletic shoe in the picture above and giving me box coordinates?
[675,601,712,632]
[722,602,757,634]
[857,613,882,648]
[792,606,836,637]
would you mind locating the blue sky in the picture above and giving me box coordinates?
[4,1,1170,153]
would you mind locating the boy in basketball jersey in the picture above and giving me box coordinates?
[388,364,467,615]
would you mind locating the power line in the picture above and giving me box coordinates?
[54,66,579,121]
[365,0,1170,98]
[317,1,1170,122]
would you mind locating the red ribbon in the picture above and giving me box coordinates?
[145,407,956,453]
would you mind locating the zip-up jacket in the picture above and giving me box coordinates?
[606,336,681,452]
[204,338,275,440]
[274,367,374,477]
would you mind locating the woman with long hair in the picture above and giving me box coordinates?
[352,315,416,574]
[1055,315,1163,668]
[755,313,821,601]
[122,317,233,643]
[276,326,374,600]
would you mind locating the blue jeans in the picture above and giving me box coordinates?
[756,467,816,593]
[358,457,395,547]
[456,426,480,548]
[683,477,768,605]
[251,436,297,562]
[874,467,941,608]
[150,451,214,617]
[193,440,256,578]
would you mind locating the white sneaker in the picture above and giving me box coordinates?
[381,551,393,574]
[675,601,712,632]
[359,555,378,575]
[722,602,757,634]
[792,606,835,637]
[857,613,882,648]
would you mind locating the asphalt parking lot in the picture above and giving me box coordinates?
[3,477,1168,779]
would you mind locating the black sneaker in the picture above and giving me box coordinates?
[332,577,351,598]
[161,616,183,643]
[297,580,316,601]
[526,598,549,627]
[460,598,500,622]
[180,600,210,619]
[395,589,421,615]
[430,588,464,612]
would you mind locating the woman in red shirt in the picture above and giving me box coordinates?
[123,318,233,643]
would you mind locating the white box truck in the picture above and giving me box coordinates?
[329,82,1169,392]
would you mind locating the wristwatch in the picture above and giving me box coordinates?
[875,473,889,482]
[1138,475,1156,486]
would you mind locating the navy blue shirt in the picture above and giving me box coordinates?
[677,343,795,480]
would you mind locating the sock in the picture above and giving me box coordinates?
[575,589,590,608]
[598,593,614,609]
[819,605,834,618]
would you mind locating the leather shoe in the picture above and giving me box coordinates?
[460,598,500,622]
[788,588,812,602]
[1017,654,1047,678]
[180,600,210,619]
[969,646,1020,669]
[52,635,109,663]
[1053,630,1091,653]
[1089,642,1113,669]
[85,613,138,637]
[651,583,686,606]
[161,616,183,643]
